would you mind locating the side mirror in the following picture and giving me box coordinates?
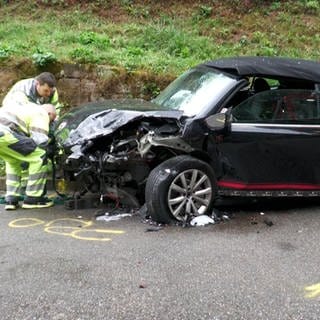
[205,113,227,131]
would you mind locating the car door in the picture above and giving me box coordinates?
[216,88,320,193]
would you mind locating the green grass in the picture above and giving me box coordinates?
[0,0,319,75]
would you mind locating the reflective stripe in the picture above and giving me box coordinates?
[29,126,48,135]
[7,183,20,189]
[6,174,20,182]
[5,111,28,132]
[26,180,47,197]
[26,169,46,189]
[0,118,24,135]
[29,172,47,180]
[6,184,20,196]
[30,131,48,146]
[6,181,20,188]
[0,118,16,127]
[28,178,46,186]
[26,183,46,192]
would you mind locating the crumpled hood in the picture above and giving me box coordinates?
[55,99,183,147]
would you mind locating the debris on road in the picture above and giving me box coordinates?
[250,216,258,225]
[190,215,215,226]
[145,226,164,232]
[96,212,132,222]
[93,203,233,229]
[212,208,233,221]
[263,218,274,227]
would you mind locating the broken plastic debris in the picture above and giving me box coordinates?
[198,205,206,215]
[250,216,258,225]
[190,215,215,226]
[212,208,231,218]
[96,213,132,222]
[263,218,274,227]
[222,214,230,221]
[145,226,163,232]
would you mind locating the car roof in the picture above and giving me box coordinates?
[202,56,320,83]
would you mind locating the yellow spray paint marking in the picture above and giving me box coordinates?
[69,229,124,241]
[45,226,82,237]
[305,283,320,298]
[71,231,112,241]
[8,217,125,242]
[8,218,44,228]
[45,218,92,228]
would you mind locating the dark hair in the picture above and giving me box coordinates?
[36,72,57,87]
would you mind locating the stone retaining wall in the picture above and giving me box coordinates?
[0,61,174,110]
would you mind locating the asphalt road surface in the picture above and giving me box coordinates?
[0,198,319,320]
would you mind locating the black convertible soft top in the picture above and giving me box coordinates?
[203,56,320,83]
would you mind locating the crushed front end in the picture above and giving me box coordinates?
[54,102,188,208]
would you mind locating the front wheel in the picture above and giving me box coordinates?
[145,155,217,224]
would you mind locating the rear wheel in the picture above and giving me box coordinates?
[145,155,217,224]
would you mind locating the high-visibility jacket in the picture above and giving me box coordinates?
[0,104,50,199]
[2,78,62,115]
[0,103,50,154]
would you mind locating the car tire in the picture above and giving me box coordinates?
[145,155,217,224]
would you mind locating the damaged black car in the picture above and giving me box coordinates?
[54,56,320,224]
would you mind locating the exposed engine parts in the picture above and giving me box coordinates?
[56,115,190,208]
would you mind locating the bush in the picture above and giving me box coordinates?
[70,47,99,63]
[304,0,320,13]
[32,50,57,67]
[0,43,14,59]
[79,31,110,49]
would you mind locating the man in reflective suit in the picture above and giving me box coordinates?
[0,103,56,210]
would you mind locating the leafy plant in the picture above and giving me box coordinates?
[304,0,320,13]
[124,4,150,18]
[192,5,213,21]
[239,35,249,46]
[32,49,56,67]
[270,1,281,10]
[0,43,13,59]
[70,47,99,63]
[79,31,110,49]
[127,46,144,56]
[198,5,213,18]
[142,82,160,99]
[79,31,98,45]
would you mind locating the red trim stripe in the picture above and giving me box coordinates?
[217,180,320,190]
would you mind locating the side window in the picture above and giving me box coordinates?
[231,89,319,124]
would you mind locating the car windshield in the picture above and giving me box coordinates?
[153,67,237,116]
